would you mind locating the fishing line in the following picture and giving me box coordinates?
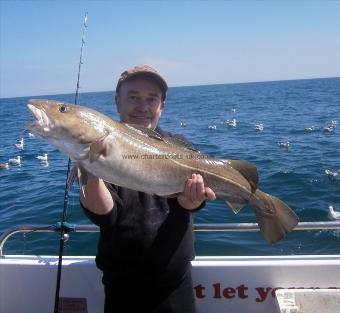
[53,12,88,313]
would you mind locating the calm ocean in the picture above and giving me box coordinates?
[0,77,339,256]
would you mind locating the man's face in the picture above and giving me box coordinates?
[115,76,164,129]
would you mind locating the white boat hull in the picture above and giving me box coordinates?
[1,254,339,313]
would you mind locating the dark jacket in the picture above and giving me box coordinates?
[82,128,204,287]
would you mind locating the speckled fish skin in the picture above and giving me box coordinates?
[27,99,299,244]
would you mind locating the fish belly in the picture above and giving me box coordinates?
[81,151,191,195]
[81,134,252,200]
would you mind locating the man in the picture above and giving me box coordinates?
[80,65,216,313]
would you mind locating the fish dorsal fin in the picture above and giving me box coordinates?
[125,124,164,141]
[163,137,199,152]
[125,123,199,152]
[226,160,259,192]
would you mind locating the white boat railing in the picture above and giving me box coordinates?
[1,221,340,257]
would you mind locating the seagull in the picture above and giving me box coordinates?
[8,156,21,165]
[36,153,48,162]
[324,126,335,133]
[226,119,237,128]
[208,125,217,130]
[325,169,340,181]
[15,138,24,149]
[323,121,337,133]
[328,206,340,220]
[0,163,9,169]
[278,141,290,148]
[304,126,314,132]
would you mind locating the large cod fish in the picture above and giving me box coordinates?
[27,99,299,244]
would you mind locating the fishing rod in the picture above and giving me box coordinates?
[53,12,88,313]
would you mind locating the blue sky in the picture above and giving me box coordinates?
[1,0,340,98]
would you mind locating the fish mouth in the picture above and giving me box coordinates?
[27,101,53,136]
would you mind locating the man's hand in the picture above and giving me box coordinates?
[77,164,114,215]
[177,174,216,211]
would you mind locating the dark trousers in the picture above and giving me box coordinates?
[103,267,196,313]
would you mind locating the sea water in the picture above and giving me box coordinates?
[0,77,339,256]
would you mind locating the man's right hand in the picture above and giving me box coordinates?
[78,164,114,215]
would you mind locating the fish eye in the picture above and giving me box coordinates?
[59,105,68,113]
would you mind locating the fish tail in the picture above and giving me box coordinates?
[252,190,299,244]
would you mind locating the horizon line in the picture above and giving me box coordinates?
[1,75,339,100]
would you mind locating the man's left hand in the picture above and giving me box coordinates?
[177,173,216,210]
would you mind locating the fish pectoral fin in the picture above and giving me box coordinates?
[225,200,247,213]
[225,160,259,193]
[77,164,89,199]
[89,135,110,163]
[67,164,79,190]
